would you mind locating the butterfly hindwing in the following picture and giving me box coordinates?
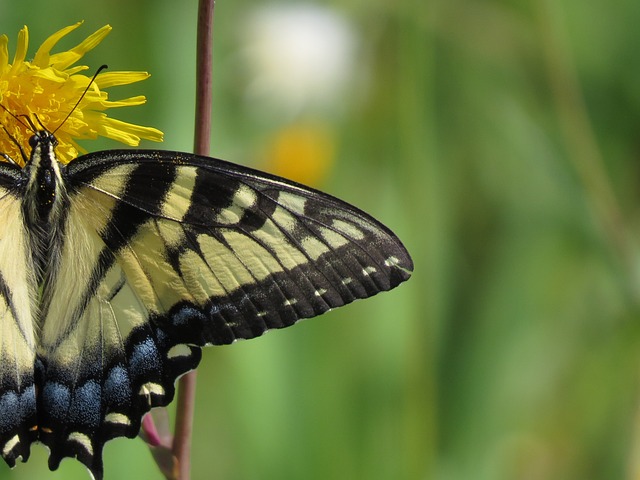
[0,147,412,479]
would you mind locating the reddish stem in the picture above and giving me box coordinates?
[142,414,163,447]
[193,0,215,157]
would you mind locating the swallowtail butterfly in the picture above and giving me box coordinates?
[0,128,412,478]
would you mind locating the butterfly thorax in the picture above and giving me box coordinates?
[22,131,68,286]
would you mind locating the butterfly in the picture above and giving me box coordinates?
[0,127,413,479]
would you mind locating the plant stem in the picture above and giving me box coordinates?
[193,0,215,157]
[172,1,215,479]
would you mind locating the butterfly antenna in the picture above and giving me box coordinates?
[0,105,31,163]
[0,128,25,164]
[52,64,108,135]
[0,104,31,130]
[0,100,44,134]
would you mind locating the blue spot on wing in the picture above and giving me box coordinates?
[43,383,71,422]
[104,366,131,407]
[0,387,36,432]
[0,393,18,431]
[69,381,101,428]
[130,338,161,378]
[172,305,207,326]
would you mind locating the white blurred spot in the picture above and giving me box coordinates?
[242,4,360,118]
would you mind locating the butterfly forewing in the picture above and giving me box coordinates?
[65,150,412,339]
[0,145,412,479]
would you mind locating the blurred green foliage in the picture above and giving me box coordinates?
[2,0,640,479]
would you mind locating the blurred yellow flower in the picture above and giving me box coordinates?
[264,122,335,187]
[0,22,163,166]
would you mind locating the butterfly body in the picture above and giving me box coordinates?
[0,131,413,479]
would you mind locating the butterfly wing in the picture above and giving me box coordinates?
[36,150,413,477]
[0,165,39,467]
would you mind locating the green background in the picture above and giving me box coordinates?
[1,0,640,479]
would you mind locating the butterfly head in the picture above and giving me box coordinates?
[0,107,59,166]
[25,128,60,169]
[29,130,59,151]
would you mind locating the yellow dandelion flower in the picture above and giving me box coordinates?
[0,22,163,166]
